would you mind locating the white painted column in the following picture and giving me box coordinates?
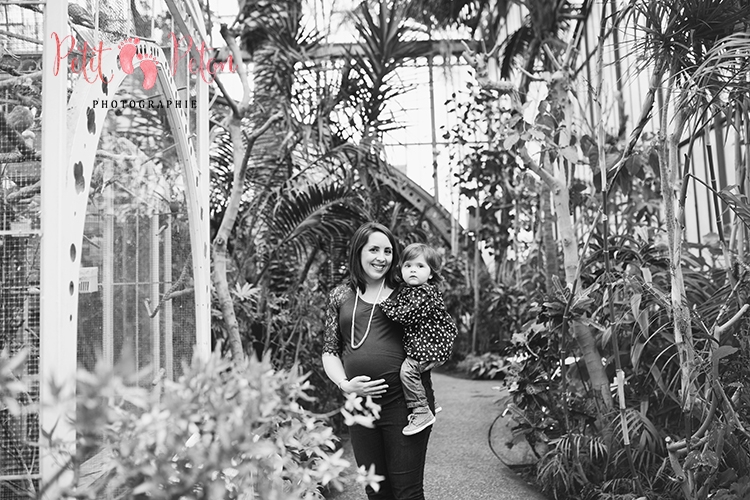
[164,0,212,362]
[194,73,211,361]
[150,214,161,374]
[164,218,174,380]
[103,163,114,367]
[40,0,75,497]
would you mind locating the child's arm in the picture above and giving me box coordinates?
[379,284,439,326]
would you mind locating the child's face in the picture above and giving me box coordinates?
[401,254,432,286]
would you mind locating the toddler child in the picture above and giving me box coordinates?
[379,243,458,435]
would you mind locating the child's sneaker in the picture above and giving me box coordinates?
[403,407,436,435]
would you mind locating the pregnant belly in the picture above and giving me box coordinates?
[345,347,402,378]
[343,347,404,401]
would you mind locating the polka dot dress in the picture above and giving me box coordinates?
[379,283,458,363]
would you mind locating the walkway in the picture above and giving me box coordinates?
[325,372,548,500]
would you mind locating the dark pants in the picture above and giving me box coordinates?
[349,396,432,499]
[400,357,440,409]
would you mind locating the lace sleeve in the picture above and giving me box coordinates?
[322,284,351,356]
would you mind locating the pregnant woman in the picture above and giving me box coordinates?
[322,222,434,500]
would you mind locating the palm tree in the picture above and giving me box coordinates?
[336,0,432,200]
[210,0,431,360]
[211,0,334,360]
[626,1,750,495]
[410,0,617,415]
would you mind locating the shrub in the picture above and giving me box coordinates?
[0,348,27,415]
[457,352,520,380]
[40,352,383,499]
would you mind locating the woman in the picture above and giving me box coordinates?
[322,222,434,500]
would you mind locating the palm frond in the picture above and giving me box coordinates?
[501,25,534,78]
[346,0,432,135]
[209,111,279,219]
[611,408,664,469]
[209,125,235,218]
[679,32,750,113]
[255,182,368,283]
[632,0,749,80]
[600,477,641,495]
[553,432,609,462]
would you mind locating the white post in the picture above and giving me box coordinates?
[150,214,161,375]
[163,0,212,362]
[103,163,114,367]
[194,71,211,361]
[164,218,173,380]
[40,0,76,496]
[192,6,210,361]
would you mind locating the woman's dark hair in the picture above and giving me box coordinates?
[348,222,401,293]
[400,242,443,283]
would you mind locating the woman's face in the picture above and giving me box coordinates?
[359,231,393,284]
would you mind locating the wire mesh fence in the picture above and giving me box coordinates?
[1,0,201,495]
[1,4,42,496]
[77,82,197,383]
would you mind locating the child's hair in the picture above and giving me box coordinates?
[400,243,443,283]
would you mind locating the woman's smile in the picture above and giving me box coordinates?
[371,261,387,272]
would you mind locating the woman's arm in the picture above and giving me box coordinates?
[322,285,346,356]
[322,352,350,390]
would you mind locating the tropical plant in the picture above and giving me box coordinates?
[50,353,382,500]
[211,0,438,360]
[343,0,429,139]
[501,218,750,498]
[0,348,27,415]
[333,0,434,216]
[425,0,750,497]
[618,2,750,497]
[445,87,536,280]
[2,331,379,498]
[536,433,609,498]
[212,0,352,361]
[458,352,521,380]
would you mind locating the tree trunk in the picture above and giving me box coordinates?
[211,113,282,362]
[540,179,558,293]
[521,147,614,413]
[550,161,613,412]
[661,103,696,412]
[550,158,579,287]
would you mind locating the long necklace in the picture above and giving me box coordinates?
[350,280,385,350]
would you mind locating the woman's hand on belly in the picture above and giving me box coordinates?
[342,375,388,398]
